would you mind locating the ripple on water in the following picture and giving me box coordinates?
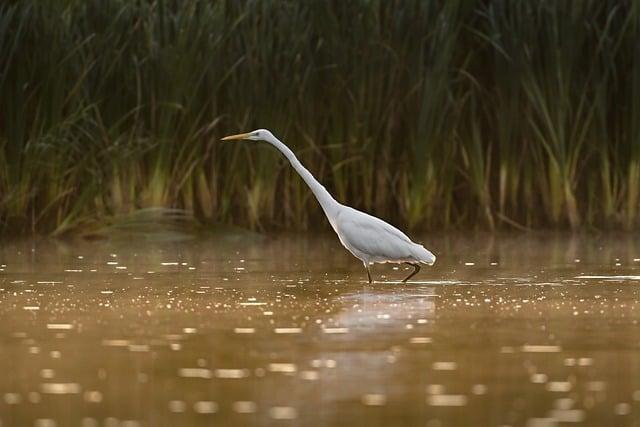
[102,339,130,347]
[427,395,468,406]
[578,358,593,366]
[546,382,572,392]
[4,392,21,404]
[46,324,73,330]
[40,369,55,379]
[526,418,557,427]
[549,409,585,423]
[614,403,631,415]
[310,359,336,368]
[426,384,445,395]
[274,328,302,334]
[521,345,562,353]
[299,370,319,380]
[268,363,297,373]
[323,327,349,334]
[586,381,606,392]
[410,337,432,344]
[471,384,488,395]
[432,362,457,371]
[81,418,99,427]
[214,368,249,379]
[127,344,150,352]
[361,394,387,406]
[84,391,103,403]
[40,383,81,394]
[531,373,548,384]
[233,401,257,414]
[269,406,297,419]
[194,401,218,414]
[179,368,213,379]
[168,400,186,413]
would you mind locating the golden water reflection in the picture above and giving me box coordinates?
[1,233,640,426]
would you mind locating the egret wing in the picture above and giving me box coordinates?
[337,209,416,262]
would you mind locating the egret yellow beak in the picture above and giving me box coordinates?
[221,132,251,141]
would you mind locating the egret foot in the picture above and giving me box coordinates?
[401,262,421,283]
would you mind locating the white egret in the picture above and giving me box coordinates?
[222,129,436,283]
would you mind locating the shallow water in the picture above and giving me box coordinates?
[1,233,640,426]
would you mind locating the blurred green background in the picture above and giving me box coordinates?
[0,0,638,235]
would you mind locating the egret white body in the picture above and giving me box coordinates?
[222,129,436,283]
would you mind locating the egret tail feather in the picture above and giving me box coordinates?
[413,244,436,265]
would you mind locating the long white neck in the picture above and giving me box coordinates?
[265,134,341,220]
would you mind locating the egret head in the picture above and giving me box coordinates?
[221,129,273,142]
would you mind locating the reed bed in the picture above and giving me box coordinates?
[0,0,637,235]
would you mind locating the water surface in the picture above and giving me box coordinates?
[1,233,640,426]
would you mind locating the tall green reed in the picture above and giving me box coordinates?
[0,0,637,235]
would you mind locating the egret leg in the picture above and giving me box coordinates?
[365,265,373,284]
[401,263,421,283]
